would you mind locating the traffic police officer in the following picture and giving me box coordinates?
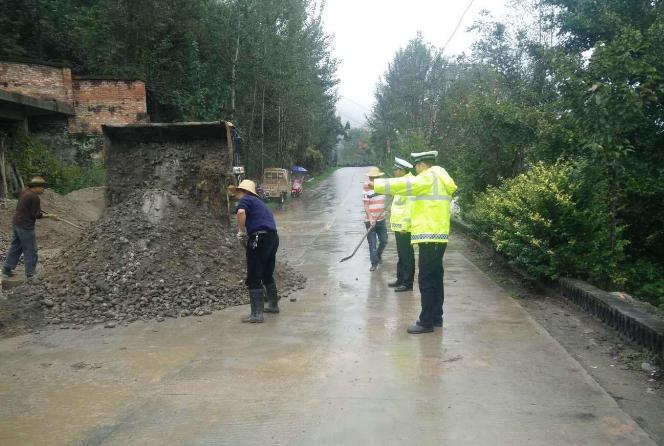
[233,179,281,323]
[372,151,457,334]
[388,157,415,292]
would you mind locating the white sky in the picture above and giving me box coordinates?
[322,0,508,127]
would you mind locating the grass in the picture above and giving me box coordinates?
[304,166,339,189]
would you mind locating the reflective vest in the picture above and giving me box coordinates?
[389,173,413,232]
[375,166,457,244]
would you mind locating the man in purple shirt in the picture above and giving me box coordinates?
[3,176,57,280]
[233,180,280,323]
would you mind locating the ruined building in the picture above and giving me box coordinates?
[0,59,148,134]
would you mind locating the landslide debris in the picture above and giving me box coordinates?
[1,189,304,335]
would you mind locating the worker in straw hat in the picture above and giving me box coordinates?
[2,176,58,280]
[362,166,388,272]
[388,157,415,293]
[232,179,281,323]
[370,151,457,334]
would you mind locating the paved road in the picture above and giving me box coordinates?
[0,167,655,445]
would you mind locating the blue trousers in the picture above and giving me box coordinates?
[4,226,38,277]
[365,219,388,266]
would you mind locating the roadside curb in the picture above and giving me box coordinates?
[452,218,664,359]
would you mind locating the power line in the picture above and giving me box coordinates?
[340,95,373,112]
[441,0,476,54]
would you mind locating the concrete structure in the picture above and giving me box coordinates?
[0,60,147,134]
[0,167,659,445]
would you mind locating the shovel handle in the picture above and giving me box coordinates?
[339,227,374,263]
[54,215,85,230]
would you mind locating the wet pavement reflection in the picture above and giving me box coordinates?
[0,167,655,445]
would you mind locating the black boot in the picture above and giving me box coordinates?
[264,282,280,314]
[242,289,264,323]
[407,322,434,334]
[2,266,14,277]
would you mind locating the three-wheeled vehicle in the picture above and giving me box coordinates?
[262,168,290,203]
[291,178,303,197]
[290,165,308,198]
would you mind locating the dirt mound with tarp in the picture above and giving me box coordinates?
[0,188,305,335]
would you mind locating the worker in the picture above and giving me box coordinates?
[362,166,388,272]
[388,157,415,292]
[371,151,457,334]
[2,176,57,280]
[233,179,280,323]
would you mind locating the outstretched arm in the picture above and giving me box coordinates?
[373,172,436,197]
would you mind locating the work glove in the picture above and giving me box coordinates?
[43,213,59,221]
[236,231,248,247]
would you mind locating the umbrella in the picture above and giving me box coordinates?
[291,165,308,173]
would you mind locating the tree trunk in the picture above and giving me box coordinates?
[230,34,240,121]
[247,79,258,171]
[261,85,266,174]
[608,165,618,259]
[278,104,282,167]
[0,136,7,201]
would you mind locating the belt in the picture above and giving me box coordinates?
[249,230,276,236]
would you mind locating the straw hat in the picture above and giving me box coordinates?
[27,176,48,187]
[236,179,257,196]
[365,167,385,177]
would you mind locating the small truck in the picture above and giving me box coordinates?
[261,168,290,203]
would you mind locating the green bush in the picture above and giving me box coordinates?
[7,134,104,194]
[464,161,621,284]
[624,260,664,310]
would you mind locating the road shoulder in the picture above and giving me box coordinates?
[453,232,664,444]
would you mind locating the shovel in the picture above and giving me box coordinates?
[42,210,85,230]
[339,227,374,263]
[53,216,85,230]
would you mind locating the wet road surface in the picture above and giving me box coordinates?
[0,167,656,445]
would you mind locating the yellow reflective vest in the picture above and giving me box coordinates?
[389,173,414,232]
[375,166,457,244]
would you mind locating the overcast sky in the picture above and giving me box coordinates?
[322,0,508,127]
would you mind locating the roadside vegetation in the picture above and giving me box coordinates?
[368,0,664,309]
[0,0,342,178]
[5,133,104,195]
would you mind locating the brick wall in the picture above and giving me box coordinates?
[71,78,148,133]
[0,61,72,103]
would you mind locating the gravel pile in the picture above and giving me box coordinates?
[1,189,305,333]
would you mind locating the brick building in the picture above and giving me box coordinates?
[0,60,148,134]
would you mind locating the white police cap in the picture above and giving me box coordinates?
[411,150,438,163]
[393,157,414,170]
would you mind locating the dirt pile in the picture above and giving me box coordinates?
[2,188,305,333]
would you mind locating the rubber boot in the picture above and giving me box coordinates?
[264,282,280,314]
[242,289,264,323]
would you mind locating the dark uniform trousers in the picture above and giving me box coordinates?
[417,242,447,328]
[245,231,279,289]
[394,231,415,287]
